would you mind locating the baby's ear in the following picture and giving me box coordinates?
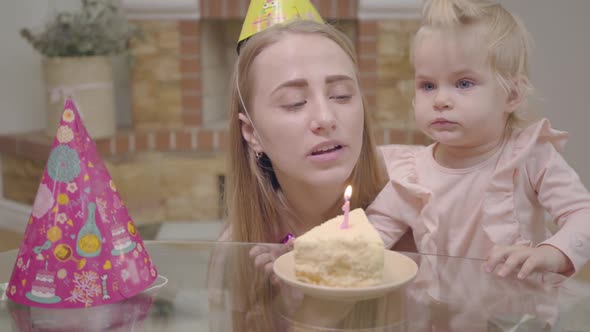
[505,76,527,114]
[238,113,263,153]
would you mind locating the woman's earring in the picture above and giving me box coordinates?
[255,151,263,160]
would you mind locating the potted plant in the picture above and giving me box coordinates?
[21,0,140,139]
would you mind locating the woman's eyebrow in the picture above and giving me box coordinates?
[271,75,354,95]
[326,74,354,84]
[271,79,308,95]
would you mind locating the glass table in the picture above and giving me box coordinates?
[0,241,589,331]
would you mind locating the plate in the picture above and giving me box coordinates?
[273,250,418,301]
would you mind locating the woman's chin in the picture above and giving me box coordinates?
[307,168,353,187]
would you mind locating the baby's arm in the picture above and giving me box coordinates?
[487,145,590,278]
[366,182,412,249]
[534,147,590,273]
[485,244,573,279]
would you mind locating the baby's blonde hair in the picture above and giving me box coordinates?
[415,0,535,126]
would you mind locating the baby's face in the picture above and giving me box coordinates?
[412,28,511,149]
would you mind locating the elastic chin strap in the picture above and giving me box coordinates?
[235,59,266,153]
[144,274,168,292]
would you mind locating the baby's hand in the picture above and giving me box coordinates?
[484,244,573,279]
[248,239,294,284]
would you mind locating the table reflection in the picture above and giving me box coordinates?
[0,241,588,332]
[8,292,153,331]
[274,251,590,332]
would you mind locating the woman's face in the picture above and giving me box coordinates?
[243,33,364,189]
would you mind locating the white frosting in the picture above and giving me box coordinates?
[294,208,384,287]
[114,238,132,251]
[32,289,55,298]
[112,227,126,236]
[32,286,55,298]
[35,275,54,283]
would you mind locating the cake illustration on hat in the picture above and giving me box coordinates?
[27,269,60,304]
[111,224,136,255]
[7,98,158,308]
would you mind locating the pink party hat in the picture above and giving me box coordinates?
[7,98,157,308]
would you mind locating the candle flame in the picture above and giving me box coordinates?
[344,185,352,200]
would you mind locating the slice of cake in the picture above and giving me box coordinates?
[294,208,384,287]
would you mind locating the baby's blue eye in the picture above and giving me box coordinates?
[422,82,435,91]
[457,79,474,89]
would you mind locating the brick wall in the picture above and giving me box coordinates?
[0,0,430,224]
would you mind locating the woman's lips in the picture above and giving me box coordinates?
[308,145,344,163]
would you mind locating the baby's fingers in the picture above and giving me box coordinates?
[517,254,544,279]
[497,250,531,277]
[485,246,515,272]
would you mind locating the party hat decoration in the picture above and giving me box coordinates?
[7,99,157,308]
[238,0,323,47]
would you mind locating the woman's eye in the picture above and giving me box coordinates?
[457,79,474,89]
[282,101,307,110]
[330,95,352,102]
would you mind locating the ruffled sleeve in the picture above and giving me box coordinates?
[523,121,590,273]
[483,119,590,272]
[379,144,425,183]
[482,119,568,247]
[379,145,431,198]
[367,145,431,249]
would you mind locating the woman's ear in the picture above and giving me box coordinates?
[238,113,263,153]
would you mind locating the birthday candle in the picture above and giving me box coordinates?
[340,185,352,229]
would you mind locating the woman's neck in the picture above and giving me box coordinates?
[278,179,344,234]
[434,134,507,169]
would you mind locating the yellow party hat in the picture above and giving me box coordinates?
[238,0,323,51]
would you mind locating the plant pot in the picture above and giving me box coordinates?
[43,56,116,139]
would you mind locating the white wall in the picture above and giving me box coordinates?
[503,1,590,186]
[0,1,77,229]
[0,1,50,133]
[0,1,86,134]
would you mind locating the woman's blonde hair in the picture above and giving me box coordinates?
[227,19,386,243]
[414,0,535,126]
[219,19,388,331]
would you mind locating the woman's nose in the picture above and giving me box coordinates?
[310,98,337,133]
